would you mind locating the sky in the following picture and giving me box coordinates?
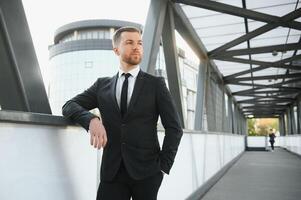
[21,0,199,85]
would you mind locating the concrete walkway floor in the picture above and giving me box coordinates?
[201,148,301,200]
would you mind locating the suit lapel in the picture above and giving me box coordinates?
[109,73,120,114]
[125,70,145,118]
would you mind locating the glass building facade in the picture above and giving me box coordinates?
[48,19,199,129]
[48,50,119,115]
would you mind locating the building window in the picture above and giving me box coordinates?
[87,32,92,39]
[84,61,93,68]
[98,30,104,39]
[92,31,98,39]
[104,30,110,39]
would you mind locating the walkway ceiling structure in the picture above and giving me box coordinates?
[173,0,301,118]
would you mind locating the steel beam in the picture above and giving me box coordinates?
[226,73,301,83]
[0,0,51,113]
[224,54,301,80]
[233,104,238,134]
[228,96,234,133]
[230,78,301,91]
[278,115,283,135]
[141,0,168,74]
[242,105,287,109]
[172,4,207,60]
[216,57,271,66]
[208,8,301,56]
[245,113,284,116]
[211,43,301,58]
[174,4,243,108]
[238,98,294,103]
[242,106,287,110]
[194,61,208,130]
[244,111,284,115]
[291,105,297,134]
[175,0,301,30]
[286,108,293,135]
[237,89,300,95]
[172,4,236,102]
[297,96,301,134]
[252,115,280,118]
[162,2,185,127]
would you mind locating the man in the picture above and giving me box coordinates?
[62,26,183,200]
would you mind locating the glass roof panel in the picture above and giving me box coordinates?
[246,0,297,10]
[236,96,255,101]
[213,60,251,76]
[247,21,267,32]
[214,0,243,7]
[229,42,249,50]
[196,24,245,38]
[287,35,301,43]
[206,44,224,51]
[251,27,291,40]
[250,37,287,47]
[250,3,297,17]
[289,29,301,35]
[228,84,252,93]
[181,5,220,19]
[180,1,300,102]
[249,51,296,62]
[189,14,244,28]
[201,33,246,47]
[252,68,287,76]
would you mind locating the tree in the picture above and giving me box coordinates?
[247,118,256,136]
[248,118,279,136]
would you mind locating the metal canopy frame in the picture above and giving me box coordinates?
[174,0,301,117]
[0,0,51,113]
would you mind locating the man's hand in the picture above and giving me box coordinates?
[89,117,107,149]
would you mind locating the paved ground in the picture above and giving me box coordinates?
[201,148,301,200]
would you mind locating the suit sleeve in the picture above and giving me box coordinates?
[156,77,183,174]
[62,79,99,131]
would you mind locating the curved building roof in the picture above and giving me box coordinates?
[54,19,143,44]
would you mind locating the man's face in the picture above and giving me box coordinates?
[114,31,143,66]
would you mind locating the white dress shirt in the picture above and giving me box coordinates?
[115,66,140,108]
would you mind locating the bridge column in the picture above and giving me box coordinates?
[297,96,301,134]
[228,96,234,133]
[194,61,208,130]
[279,114,285,136]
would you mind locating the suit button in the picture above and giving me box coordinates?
[122,142,126,145]
[121,124,126,127]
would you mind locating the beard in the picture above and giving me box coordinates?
[122,54,142,66]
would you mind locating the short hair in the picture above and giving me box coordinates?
[112,26,142,48]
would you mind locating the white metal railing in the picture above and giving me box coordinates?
[159,130,245,200]
[277,135,301,155]
[0,121,245,200]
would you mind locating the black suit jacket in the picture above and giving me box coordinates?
[62,70,183,181]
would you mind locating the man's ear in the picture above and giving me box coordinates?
[113,47,120,56]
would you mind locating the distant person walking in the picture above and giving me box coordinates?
[269,129,276,151]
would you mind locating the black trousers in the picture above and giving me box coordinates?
[97,162,164,200]
[270,141,275,150]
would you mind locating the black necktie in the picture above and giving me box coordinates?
[120,73,131,117]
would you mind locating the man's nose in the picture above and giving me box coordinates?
[133,43,141,50]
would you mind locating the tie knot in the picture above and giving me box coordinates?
[123,73,131,79]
